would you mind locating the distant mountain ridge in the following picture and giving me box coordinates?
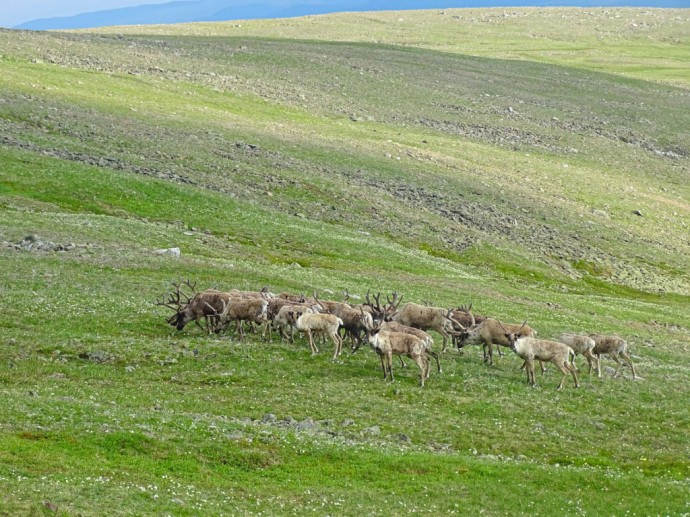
[16,0,687,30]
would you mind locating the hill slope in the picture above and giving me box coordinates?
[0,8,689,515]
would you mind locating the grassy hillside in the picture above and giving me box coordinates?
[1,8,689,515]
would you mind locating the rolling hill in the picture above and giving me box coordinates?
[0,7,689,515]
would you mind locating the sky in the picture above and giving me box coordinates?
[0,0,172,28]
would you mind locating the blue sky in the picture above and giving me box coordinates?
[1,0,171,28]
[3,0,684,29]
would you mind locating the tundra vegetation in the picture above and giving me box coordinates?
[1,7,689,515]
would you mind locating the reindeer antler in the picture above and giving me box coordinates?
[313,291,327,311]
[156,278,194,311]
[155,293,180,311]
[386,291,402,310]
[373,292,382,311]
[444,308,467,331]
[172,278,196,304]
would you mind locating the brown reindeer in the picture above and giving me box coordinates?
[156,280,232,333]
[391,302,465,353]
[364,321,430,387]
[455,318,537,366]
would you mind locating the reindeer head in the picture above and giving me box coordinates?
[155,279,196,330]
[453,307,477,349]
[443,308,467,334]
[362,312,383,348]
[363,289,388,325]
[500,320,528,350]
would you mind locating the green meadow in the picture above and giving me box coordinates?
[0,7,689,515]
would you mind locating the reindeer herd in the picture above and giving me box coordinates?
[156,280,638,390]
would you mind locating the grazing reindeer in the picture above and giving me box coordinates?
[450,305,486,350]
[503,322,579,390]
[264,297,315,341]
[381,321,441,376]
[351,308,440,375]
[229,286,275,299]
[216,297,269,340]
[277,292,309,303]
[156,280,232,333]
[589,334,637,379]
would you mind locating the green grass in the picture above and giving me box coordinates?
[1,8,690,515]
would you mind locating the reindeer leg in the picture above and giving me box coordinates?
[331,329,341,360]
[609,352,623,377]
[412,354,427,387]
[238,320,246,342]
[620,351,637,379]
[583,350,597,375]
[386,352,394,382]
[597,354,601,379]
[426,350,441,374]
[555,360,578,389]
[526,358,536,386]
[379,354,388,379]
[487,341,494,367]
[566,361,580,388]
[308,330,318,355]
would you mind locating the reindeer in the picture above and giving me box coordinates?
[348,289,388,323]
[156,280,233,333]
[287,310,344,360]
[455,317,537,366]
[364,322,430,387]
[380,321,441,376]
[264,297,311,341]
[450,305,486,350]
[216,297,269,340]
[277,292,308,303]
[503,322,579,390]
[559,333,599,375]
[350,306,437,372]
[391,302,465,352]
[311,291,350,314]
[589,334,637,379]
[271,303,319,342]
[229,286,274,299]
